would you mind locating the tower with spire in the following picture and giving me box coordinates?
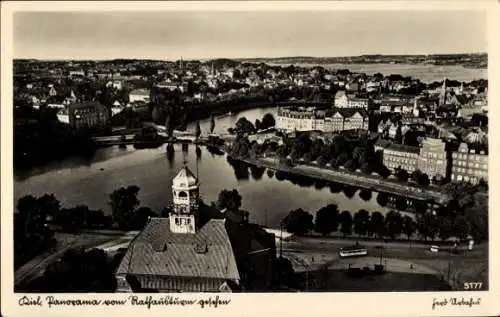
[179,57,184,71]
[170,162,199,234]
[439,78,447,106]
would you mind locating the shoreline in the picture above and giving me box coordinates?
[228,154,450,204]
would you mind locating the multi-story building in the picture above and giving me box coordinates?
[417,138,447,178]
[334,91,370,109]
[129,88,151,103]
[334,91,348,108]
[276,107,368,133]
[337,108,369,130]
[451,142,488,184]
[347,97,370,109]
[382,144,420,173]
[68,102,109,129]
[115,165,276,292]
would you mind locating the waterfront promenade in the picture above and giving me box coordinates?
[232,155,450,204]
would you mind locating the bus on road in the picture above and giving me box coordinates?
[339,244,368,258]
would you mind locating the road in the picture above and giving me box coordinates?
[281,236,486,259]
[279,236,487,290]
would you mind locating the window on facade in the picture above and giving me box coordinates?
[457,175,463,181]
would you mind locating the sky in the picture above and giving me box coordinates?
[13,11,487,60]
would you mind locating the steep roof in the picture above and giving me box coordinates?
[386,143,420,154]
[331,107,368,118]
[115,218,240,281]
[129,88,150,96]
[374,139,392,149]
[68,101,107,111]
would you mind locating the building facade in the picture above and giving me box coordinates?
[417,138,448,178]
[382,144,420,173]
[380,138,449,178]
[68,102,109,129]
[129,88,151,103]
[115,166,241,293]
[276,106,368,133]
[347,97,370,109]
[451,143,488,184]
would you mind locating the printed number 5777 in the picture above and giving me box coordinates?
[464,282,483,290]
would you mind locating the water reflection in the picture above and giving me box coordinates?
[266,170,274,179]
[249,165,266,181]
[166,144,175,166]
[195,146,202,160]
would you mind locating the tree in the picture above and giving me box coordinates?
[385,210,403,240]
[376,192,388,207]
[417,173,430,187]
[395,168,409,182]
[417,213,439,241]
[151,106,162,123]
[453,215,470,242]
[255,119,262,131]
[402,215,415,240]
[276,145,289,162]
[359,189,372,201]
[36,194,61,221]
[353,209,370,236]
[339,210,353,237]
[194,121,201,140]
[337,152,349,166]
[165,115,174,138]
[360,162,374,175]
[16,195,47,235]
[316,155,327,167]
[314,204,340,236]
[438,216,454,241]
[43,247,116,292]
[234,117,256,135]
[344,159,356,171]
[109,185,141,229]
[302,152,312,164]
[310,138,324,161]
[216,189,242,212]
[209,114,216,134]
[329,158,339,169]
[289,149,301,163]
[369,211,385,238]
[282,209,313,236]
[131,207,158,230]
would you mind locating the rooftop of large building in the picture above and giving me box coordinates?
[115,217,240,281]
[129,88,150,95]
[386,143,420,154]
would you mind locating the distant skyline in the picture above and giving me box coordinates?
[14,11,487,60]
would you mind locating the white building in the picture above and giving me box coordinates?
[129,88,150,103]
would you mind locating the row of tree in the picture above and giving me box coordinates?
[229,114,276,136]
[282,204,471,242]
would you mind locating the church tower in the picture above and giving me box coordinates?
[439,78,447,106]
[170,164,199,234]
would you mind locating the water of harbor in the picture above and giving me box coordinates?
[270,63,487,84]
[15,107,418,228]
